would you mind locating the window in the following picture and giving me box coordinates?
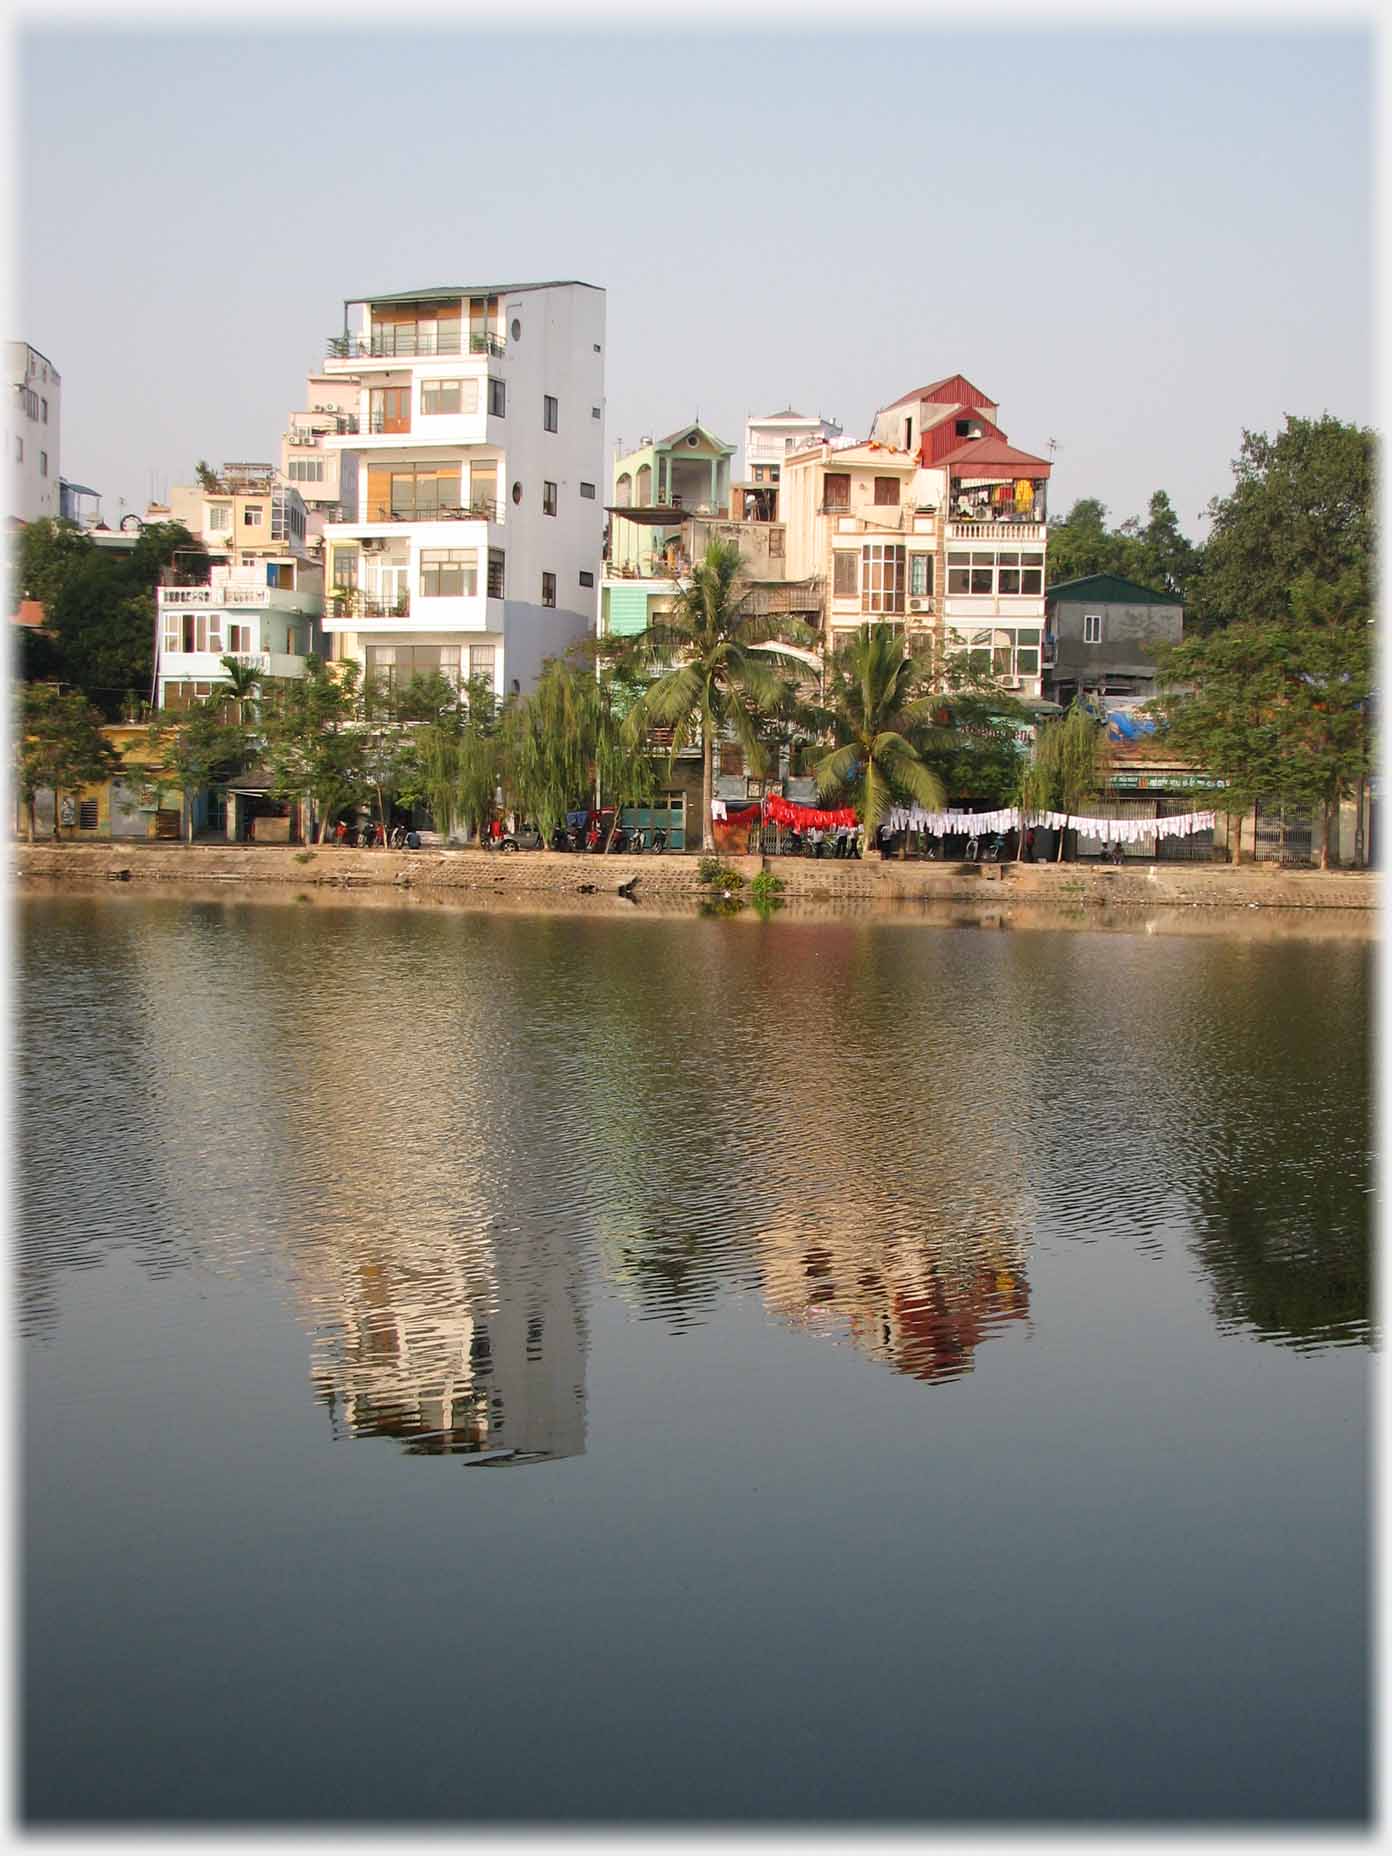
[544,395,558,432]
[823,472,850,510]
[720,742,744,776]
[861,544,905,614]
[421,378,477,415]
[512,481,523,506]
[768,528,784,558]
[833,552,858,597]
[592,406,601,420]
[332,548,358,589]
[580,481,596,499]
[487,548,505,598]
[469,643,497,689]
[366,643,462,686]
[543,480,557,516]
[287,459,325,482]
[41,398,48,424]
[511,318,522,341]
[542,572,557,607]
[488,378,506,417]
[178,612,224,654]
[78,799,99,831]
[579,570,595,588]
[947,549,1043,596]
[39,451,47,477]
[243,505,262,526]
[420,548,479,596]
[873,476,900,506]
[228,624,252,653]
[909,554,933,598]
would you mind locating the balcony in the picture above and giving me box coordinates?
[357,497,500,525]
[329,591,412,621]
[947,519,1047,543]
[326,329,505,360]
[743,580,825,616]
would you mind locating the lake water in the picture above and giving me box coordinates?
[17,891,1373,1826]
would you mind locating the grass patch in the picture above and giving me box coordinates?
[293,850,316,864]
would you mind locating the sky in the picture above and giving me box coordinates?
[15,18,1377,539]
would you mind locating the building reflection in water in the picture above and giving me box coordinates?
[301,1230,588,1463]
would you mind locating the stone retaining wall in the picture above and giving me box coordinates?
[11,842,1379,912]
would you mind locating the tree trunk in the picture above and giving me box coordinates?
[1354,772,1367,868]
[52,787,61,842]
[701,728,714,852]
[1056,815,1067,861]
[1320,795,1333,870]
[26,796,35,844]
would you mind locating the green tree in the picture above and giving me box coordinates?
[261,656,365,841]
[213,653,263,725]
[1018,699,1107,860]
[615,541,812,851]
[408,676,502,842]
[1148,572,1372,866]
[13,684,123,842]
[1195,415,1374,633]
[146,700,249,844]
[1132,490,1202,600]
[803,624,946,847]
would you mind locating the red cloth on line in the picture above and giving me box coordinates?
[763,794,858,830]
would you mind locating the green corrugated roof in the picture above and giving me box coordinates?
[606,585,653,638]
[1045,572,1177,605]
[347,281,603,305]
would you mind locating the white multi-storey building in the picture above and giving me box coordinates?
[317,280,606,699]
[8,341,60,523]
[156,560,323,712]
[280,375,361,533]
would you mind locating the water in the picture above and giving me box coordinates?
[17,891,1373,1825]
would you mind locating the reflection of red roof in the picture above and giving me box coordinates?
[887,373,996,411]
[939,436,1052,479]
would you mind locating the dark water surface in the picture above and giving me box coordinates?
[18,894,1372,1825]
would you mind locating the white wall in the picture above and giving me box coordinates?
[7,342,60,523]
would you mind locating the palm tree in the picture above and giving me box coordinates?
[806,625,946,850]
[215,653,263,726]
[616,540,813,851]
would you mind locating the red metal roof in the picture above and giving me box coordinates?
[937,436,1052,479]
[887,373,997,412]
[921,410,1006,466]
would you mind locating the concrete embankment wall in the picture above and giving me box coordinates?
[11,842,1379,912]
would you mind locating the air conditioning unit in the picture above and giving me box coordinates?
[1001,675,1022,689]
[909,598,923,611]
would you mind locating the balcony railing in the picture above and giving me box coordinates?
[329,591,412,620]
[359,498,499,524]
[947,519,1047,542]
[327,329,505,360]
[743,580,825,615]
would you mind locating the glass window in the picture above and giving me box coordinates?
[487,549,505,598]
[332,549,358,589]
[1084,613,1103,643]
[543,395,558,432]
[543,481,557,516]
[542,572,557,607]
[420,548,478,597]
[909,554,932,597]
[421,378,477,415]
[580,482,596,499]
[861,544,905,614]
[1016,647,1040,674]
[579,570,595,587]
[40,451,48,477]
[833,552,858,597]
[243,506,262,526]
[488,378,506,417]
[228,624,252,653]
[469,644,497,689]
[209,505,230,531]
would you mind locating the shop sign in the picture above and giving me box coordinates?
[1109,772,1228,792]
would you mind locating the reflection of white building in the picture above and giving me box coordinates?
[306,1232,588,1464]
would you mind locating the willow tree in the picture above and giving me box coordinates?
[614,540,813,852]
[408,674,503,842]
[503,656,596,843]
[1018,699,1107,860]
[804,624,946,847]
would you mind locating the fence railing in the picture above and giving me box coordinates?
[360,498,499,524]
[327,329,505,360]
